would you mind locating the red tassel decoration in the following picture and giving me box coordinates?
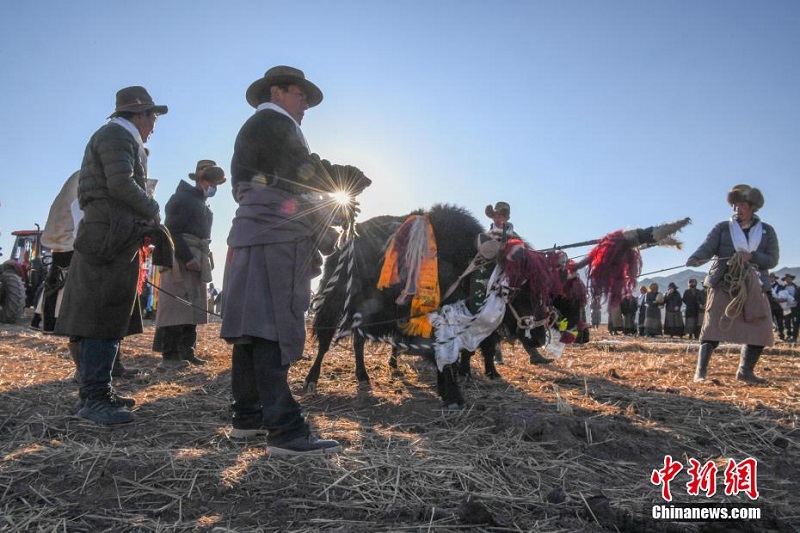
[502,239,560,304]
[581,231,641,307]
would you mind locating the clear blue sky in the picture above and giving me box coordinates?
[1,1,798,287]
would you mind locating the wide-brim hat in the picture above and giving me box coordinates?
[189,159,226,185]
[726,184,764,211]
[110,86,168,117]
[245,65,323,108]
[783,273,796,282]
[485,201,511,219]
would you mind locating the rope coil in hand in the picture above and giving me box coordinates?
[721,252,751,323]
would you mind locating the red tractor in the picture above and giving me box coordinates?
[0,227,50,323]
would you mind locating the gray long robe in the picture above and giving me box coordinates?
[220,184,325,365]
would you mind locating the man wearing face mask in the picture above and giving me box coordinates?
[154,160,226,369]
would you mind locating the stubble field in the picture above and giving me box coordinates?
[0,314,798,532]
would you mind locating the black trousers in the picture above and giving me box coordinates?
[231,339,307,442]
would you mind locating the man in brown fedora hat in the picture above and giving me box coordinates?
[154,160,226,369]
[55,85,167,425]
[222,66,371,452]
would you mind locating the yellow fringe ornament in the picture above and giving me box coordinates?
[377,215,439,337]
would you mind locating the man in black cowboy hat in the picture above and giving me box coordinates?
[221,66,371,453]
[55,86,167,425]
[154,160,226,369]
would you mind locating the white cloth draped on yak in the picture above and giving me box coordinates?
[376,214,549,371]
[428,264,508,370]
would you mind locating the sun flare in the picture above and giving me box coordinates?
[330,190,352,206]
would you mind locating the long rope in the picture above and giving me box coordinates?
[332,222,359,341]
[144,279,222,318]
[722,254,750,321]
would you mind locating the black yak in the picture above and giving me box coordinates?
[305,204,584,409]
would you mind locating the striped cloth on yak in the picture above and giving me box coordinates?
[377,214,439,337]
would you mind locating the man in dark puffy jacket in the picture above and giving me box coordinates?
[55,86,166,425]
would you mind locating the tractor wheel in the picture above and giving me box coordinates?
[0,270,26,324]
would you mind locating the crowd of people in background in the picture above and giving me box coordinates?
[770,273,798,341]
[600,280,707,339]
[594,271,796,344]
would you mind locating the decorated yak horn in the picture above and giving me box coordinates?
[622,217,692,250]
[540,217,691,253]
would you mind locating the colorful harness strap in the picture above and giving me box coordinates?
[377,214,440,337]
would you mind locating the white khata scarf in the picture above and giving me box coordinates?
[256,102,309,150]
[109,117,144,149]
[729,216,763,253]
[109,117,148,176]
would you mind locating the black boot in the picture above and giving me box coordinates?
[181,325,206,366]
[159,326,189,369]
[76,339,133,425]
[437,363,464,410]
[736,345,766,384]
[694,342,714,383]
